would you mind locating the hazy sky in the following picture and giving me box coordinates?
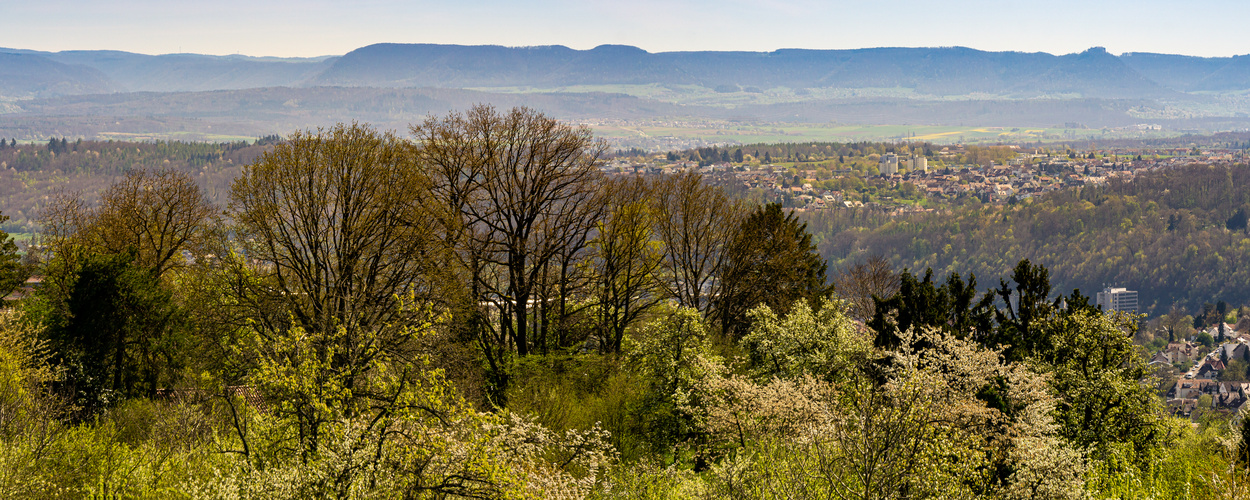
[6,0,1247,58]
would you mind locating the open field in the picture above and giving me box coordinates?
[95,131,257,143]
[586,120,1182,148]
[468,84,947,107]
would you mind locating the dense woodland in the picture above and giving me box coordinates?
[0,137,278,233]
[0,107,1247,497]
[651,140,1250,313]
[665,141,1018,172]
[811,163,1250,314]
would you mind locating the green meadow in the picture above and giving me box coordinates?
[586,121,1167,145]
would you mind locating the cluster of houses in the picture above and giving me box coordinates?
[1154,323,1250,418]
[1168,378,1250,416]
[601,145,1250,213]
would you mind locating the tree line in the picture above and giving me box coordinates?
[0,106,1244,497]
[0,139,271,233]
[808,162,1250,315]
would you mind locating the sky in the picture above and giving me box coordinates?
[5,0,1248,58]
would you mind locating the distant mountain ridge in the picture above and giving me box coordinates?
[1120,52,1250,91]
[4,44,1250,100]
[0,48,336,94]
[44,51,336,92]
[311,44,1174,98]
[0,52,120,98]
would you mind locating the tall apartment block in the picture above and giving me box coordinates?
[1096,287,1138,314]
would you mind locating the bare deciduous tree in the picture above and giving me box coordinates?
[229,123,439,359]
[412,105,605,359]
[834,255,900,321]
[592,176,665,353]
[38,168,217,278]
[651,172,745,317]
[93,169,218,278]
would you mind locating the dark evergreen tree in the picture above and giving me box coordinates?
[0,212,24,299]
[716,203,831,339]
[867,268,994,351]
[1196,303,1216,329]
[47,251,185,416]
[1225,207,1245,231]
[1241,418,1250,471]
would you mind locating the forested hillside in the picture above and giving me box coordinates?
[3,108,1250,496]
[8,43,1250,144]
[0,44,1188,98]
[811,163,1250,313]
[0,138,273,232]
[7,134,1249,317]
[0,52,119,98]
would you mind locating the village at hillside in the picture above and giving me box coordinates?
[602,143,1250,212]
[1154,320,1250,420]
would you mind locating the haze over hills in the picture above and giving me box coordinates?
[312,44,1179,99]
[0,52,120,98]
[1121,52,1250,92]
[4,43,1250,143]
[6,43,1250,98]
[0,48,336,93]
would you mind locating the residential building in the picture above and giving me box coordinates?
[910,155,928,173]
[879,153,898,175]
[1096,286,1138,313]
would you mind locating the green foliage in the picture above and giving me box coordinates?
[626,306,722,457]
[810,164,1250,314]
[626,323,1089,499]
[741,298,866,381]
[0,309,60,437]
[0,212,23,300]
[717,203,831,339]
[1043,310,1168,465]
[508,354,650,461]
[1085,417,1241,499]
[868,267,992,351]
[7,118,1248,496]
[0,309,216,498]
[1241,411,1250,470]
[47,251,187,415]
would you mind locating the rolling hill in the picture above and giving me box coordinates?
[0,52,120,98]
[2,43,1250,142]
[3,44,1247,100]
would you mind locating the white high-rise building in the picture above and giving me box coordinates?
[1096,287,1138,314]
[879,153,898,175]
[911,155,928,173]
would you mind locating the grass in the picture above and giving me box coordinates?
[95,132,258,143]
[586,121,1181,146]
[467,84,1023,109]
